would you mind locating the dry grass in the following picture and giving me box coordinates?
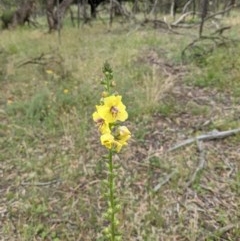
[0,14,240,241]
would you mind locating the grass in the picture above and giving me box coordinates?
[0,13,240,240]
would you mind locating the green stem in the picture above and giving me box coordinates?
[108,149,115,241]
[106,78,111,93]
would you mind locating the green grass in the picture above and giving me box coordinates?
[0,15,240,241]
[188,43,240,97]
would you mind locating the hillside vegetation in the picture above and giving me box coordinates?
[0,12,240,241]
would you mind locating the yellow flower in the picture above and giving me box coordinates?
[116,126,131,145]
[46,69,54,75]
[93,111,111,134]
[7,99,13,105]
[63,89,69,94]
[101,133,115,149]
[101,133,123,153]
[114,141,123,153]
[97,95,128,123]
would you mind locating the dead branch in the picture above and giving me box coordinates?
[171,11,196,26]
[181,31,235,63]
[211,26,231,35]
[168,128,240,152]
[214,224,238,235]
[204,5,234,22]
[140,18,181,35]
[153,169,177,192]
[17,51,63,68]
[17,53,46,67]
[182,0,194,14]
[185,140,205,188]
[171,5,234,30]
[49,219,78,226]
[21,179,61,186]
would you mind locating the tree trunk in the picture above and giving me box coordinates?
[199,0,208,37]
[46,0,55,32]
[46,0,74,32]
[10,0,36,28]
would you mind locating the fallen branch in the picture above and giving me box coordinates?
[207,223,239,239]
[49,219,78,226]
[171,11,196,26]
[205,5,234,22]
[17,53,46,68]
[181,32,237,63]
[185,140,205,188]
[182,0,194,14]
[21,179,61,186]
[171,5,234,29]
[168,128,240,152]
[153,169,177,192]
[17,51,63,68]
[140,18,181,35]
[211,26,231,35]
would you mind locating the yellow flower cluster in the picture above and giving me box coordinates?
[93,95,131,152]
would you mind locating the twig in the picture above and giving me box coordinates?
[49,219,78,227]
[140,18,181,35]
[17,53,45,68]
[185,140,205,187]
[207,223,239,238]
[21,179,61,186]
[168,128,240,152]
[215,223,238,235]
[153,170,177,192]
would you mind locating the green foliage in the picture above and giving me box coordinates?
[27,89,51,121]
[189,44,240,96]
[156,101,178,116]
[230,171,240,195]
[0,10,14,28]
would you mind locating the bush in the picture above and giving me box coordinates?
[0,10,14,28]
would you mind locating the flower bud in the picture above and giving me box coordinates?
[115,235,122,241]
[103,227,110,234]
[100,79,106,85]
[107,208,113,215]
[114,204,121,212]
[114,219,119,226]
[111,80,116,87]
[102,180,108,186]
[102,91,109,97]
[103,212,110,220]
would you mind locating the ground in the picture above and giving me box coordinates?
[0,14,240,241]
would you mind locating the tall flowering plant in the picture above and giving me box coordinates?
[93,63,131,241]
